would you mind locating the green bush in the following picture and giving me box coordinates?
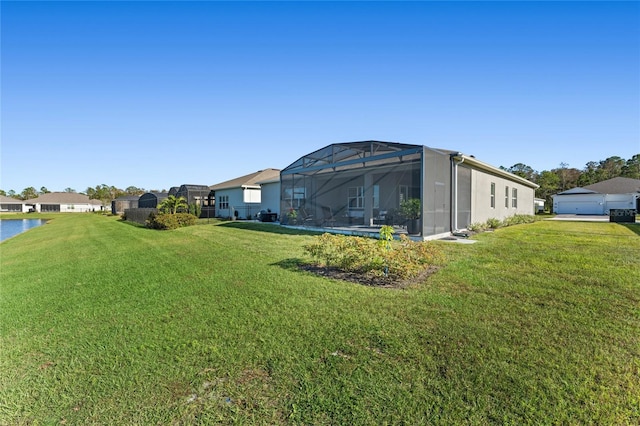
[467,222,486,232]
[303,232,443,281]
[146,212,197,230]
[468,215,536,233]
[188,203,202,218]
[502,214,536,226]
[486,218,502,229]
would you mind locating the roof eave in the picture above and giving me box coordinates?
[452,154,539,189]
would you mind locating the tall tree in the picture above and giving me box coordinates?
[87,184,121,211]
[125,186,145,196]
[20,187,38,200]
[507,163,537,181]
[535,170,560,206]
[599,156,625,180]
[64,187,76,193]
[578,161,600,186]
[622,154,640,179]
[40,186,51,194]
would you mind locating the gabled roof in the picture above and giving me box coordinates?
[555,187,598,195]
[24,192,101,205]
[210,168,281,191]
[0,195,23,203]
[583,177,640,194]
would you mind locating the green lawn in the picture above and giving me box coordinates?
[1,214,638,424]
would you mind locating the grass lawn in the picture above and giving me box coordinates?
[1,214,638,424]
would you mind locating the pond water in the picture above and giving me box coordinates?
[0,219,46,242]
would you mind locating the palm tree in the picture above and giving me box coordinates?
[158,195,188,214]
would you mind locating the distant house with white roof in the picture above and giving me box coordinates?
[0,195,24,212]
[24,192,104,213]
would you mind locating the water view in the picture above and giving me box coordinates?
[0,219,46,242]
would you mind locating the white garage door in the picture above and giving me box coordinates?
[556,201,603,215]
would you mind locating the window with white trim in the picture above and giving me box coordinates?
[490,182,495,208]
[512,188,518,208]
[219,195,229,210]
[348,186,364,209]
[505,186,509,208]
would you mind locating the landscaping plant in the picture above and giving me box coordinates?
[303,228,444,281]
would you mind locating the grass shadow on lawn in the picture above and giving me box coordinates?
[219,221,324,236]
[620,222,640,236]
[272,257,438,289]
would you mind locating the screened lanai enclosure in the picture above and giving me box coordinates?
[280,141,463,238]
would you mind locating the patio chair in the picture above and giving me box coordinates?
[299,207,314,225]
[321,206,336,227]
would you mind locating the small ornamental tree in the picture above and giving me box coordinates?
[158,195,188,214]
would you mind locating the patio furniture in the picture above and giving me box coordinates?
[321,206,336,227]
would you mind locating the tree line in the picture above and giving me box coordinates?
[1,154,638,207]
[0,185,150,202]
[502,154,639,206]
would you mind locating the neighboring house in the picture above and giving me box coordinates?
[175,184,214,218]
[210,168,281,219]
[23,192,104,213]
[552,177,640,215]
[111,195,140,215]
[280,141,538,239]
[0,195,24,212]
[138,192,168,208]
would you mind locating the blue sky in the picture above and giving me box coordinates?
[2,1,639,193]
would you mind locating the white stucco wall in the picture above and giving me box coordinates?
[259,181,281,217]
[470,170,536,224]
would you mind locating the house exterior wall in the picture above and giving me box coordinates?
[33,203,98,213]
[470,169,536,224]
[215,188,245,218]
[1,203,24,212]
[260,181,281,217]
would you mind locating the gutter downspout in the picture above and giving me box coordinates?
[451,154,465,232]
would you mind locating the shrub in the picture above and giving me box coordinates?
[467,222,486,232]
[383,235,444,279]
[146,212,197,230]
[486,218,502,229]
[303,232,443,282]
[503,214,535,226]
[188,203,202,218]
